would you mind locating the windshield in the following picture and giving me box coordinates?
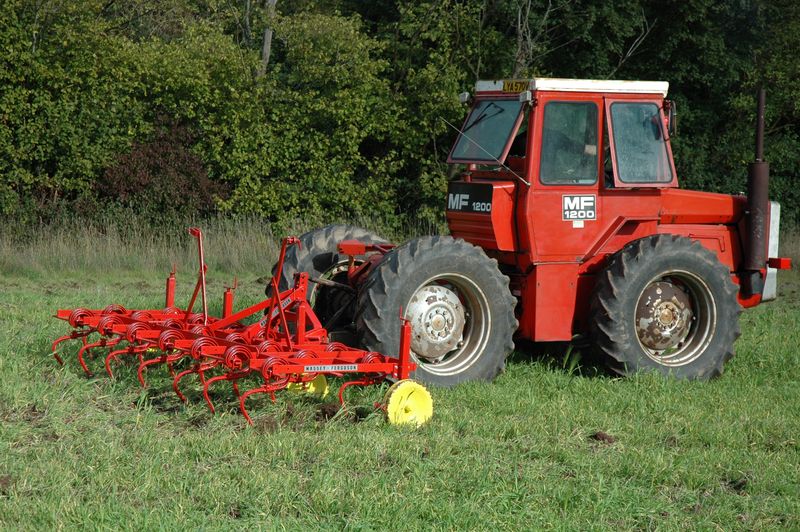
[449,99,525,163]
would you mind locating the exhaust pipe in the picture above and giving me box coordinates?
[742,88,769,297]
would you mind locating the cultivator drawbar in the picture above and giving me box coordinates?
[51,228,433,426]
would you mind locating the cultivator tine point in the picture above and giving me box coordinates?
[172,368,195,402]
[238,388,259,425]
[238,384,281,426]
[202,373,228,414]
[137,356,162,387]
[77,341,99,377]
[104,348,126,378]
[51,330,92,366]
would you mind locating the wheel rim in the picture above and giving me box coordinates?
[404,273,490,376]
[634,270,716,367]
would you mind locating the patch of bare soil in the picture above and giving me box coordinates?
[589,431,617,444]
[0,475,14,495]
[254,415,280,434]
[316,402,340,422]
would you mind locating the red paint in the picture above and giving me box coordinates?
[447,86,789,342]
[53,234,416,424]
[768,257,792,269]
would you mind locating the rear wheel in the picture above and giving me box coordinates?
[590,234,741,379]
[356,236,517,386]
[270,225,388,341]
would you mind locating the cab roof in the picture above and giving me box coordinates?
[475,78,669,97]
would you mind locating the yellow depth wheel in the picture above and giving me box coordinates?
[384,379,433,427]
[287,374,329,398]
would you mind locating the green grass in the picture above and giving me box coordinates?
[0,213,441,278]
[1,229,799,529]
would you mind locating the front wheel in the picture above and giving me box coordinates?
[590,234,741,379]
[356,236,518,386]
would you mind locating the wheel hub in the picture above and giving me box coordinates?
[405,284,465,361]
[636,281,693,351]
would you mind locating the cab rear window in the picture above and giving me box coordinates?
[610,102,673,183]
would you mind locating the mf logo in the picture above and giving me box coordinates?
[562,194,597,221]
[448,193,470,210]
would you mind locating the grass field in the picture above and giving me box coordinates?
[1,224,799,529]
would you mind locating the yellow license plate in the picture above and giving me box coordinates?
[502,80,528,93]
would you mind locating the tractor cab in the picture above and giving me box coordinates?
[447,78,676,189]
[446,78,680,265]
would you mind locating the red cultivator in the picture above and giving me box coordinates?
[51,228,433,426]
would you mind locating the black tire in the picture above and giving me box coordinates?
[590,234,741,379]
[270,224,388,339]
[355,236,518,386]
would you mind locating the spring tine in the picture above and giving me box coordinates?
[51,330,92,366]
[337,377,376,405]
[238,386,266,425]
[172,367,196,402]
[238,381,282,425]
[140,352,185,387]
[202,373,230,414]
[137,355,167,387]
[106,344,149,378]
[173,361,216,402]
[231,380,241,398]
[77,339,107,377]
[104,348,129,379]
[51,334,75,366]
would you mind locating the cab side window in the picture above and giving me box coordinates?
[540,101,598,185]
[610,102,673,183]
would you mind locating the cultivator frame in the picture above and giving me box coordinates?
[51,228,431,426]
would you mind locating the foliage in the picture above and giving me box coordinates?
[0,0,798,226]
[98,121,221,219]
[215,13,402,224]
[0,1,150,221]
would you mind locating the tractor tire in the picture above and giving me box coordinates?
[270,224,388,341]
[589,234,741,379]
[355,236,518,386]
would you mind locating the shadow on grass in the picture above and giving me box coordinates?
[508,339,614,379]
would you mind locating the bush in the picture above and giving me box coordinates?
[98,121,224,219]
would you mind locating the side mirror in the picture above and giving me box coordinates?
[665,99,677,136]
[458,91,472,105]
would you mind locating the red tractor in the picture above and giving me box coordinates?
[275,78,791,385]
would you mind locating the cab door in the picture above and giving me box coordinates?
[526,92,606,261]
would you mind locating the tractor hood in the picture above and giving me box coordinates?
[659,189,747,225]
